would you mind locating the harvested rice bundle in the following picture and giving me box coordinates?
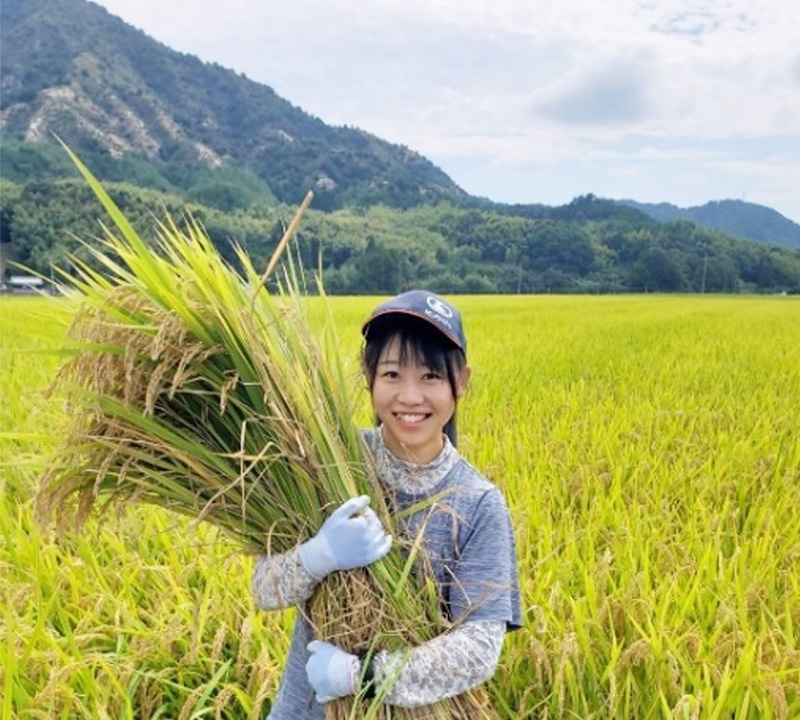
[36,148,498,720]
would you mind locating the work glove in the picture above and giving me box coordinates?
[299,495,392,580]
[306,640,359,704]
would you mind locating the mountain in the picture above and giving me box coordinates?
[0,0,466,210]
[618,199,800,251]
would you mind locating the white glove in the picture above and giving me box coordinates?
[306,640,359,703]
[299,495,393,580]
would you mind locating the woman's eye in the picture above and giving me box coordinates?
[423,372,442,381]
[382,370,400,379]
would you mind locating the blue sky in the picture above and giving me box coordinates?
[92,0,800,223]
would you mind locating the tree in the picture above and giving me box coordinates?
[629,247,687,291]
[353,237,411,293]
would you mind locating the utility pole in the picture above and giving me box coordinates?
[701,252,708,294]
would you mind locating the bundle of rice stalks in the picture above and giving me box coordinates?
[36,147,497,720]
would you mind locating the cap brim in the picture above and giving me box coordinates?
[362,309,464,350]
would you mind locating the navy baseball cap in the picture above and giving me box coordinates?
[361,290,467,355]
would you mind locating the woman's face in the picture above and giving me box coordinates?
[370,335,469,464]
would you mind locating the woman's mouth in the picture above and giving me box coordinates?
[393,412,429,424]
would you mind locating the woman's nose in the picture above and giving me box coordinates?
[397,379,424,404]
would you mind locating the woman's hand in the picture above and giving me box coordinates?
[306,640,359,704]
[299,495,393,580]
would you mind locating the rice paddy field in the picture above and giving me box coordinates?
[2,293,799,719]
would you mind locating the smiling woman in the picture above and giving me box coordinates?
[30,147,513,720]
[369,333,465,462]
[251,290,522,719]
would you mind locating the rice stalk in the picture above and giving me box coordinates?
[36,145,496,720]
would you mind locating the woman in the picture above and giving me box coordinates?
[252,290,522,718]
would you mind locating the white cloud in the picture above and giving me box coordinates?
[532,49,656,125]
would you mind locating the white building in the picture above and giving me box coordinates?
[1,275,45,293]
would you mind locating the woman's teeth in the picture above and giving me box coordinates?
[396,413,426,423]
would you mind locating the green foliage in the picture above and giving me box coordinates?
[2,179,800,293]
[0,137,76,180]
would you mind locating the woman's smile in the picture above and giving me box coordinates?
[393,412,431,425]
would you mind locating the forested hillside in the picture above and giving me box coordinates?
[0,0,464,211]
[3,180,798,293]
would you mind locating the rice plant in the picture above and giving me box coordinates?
[29,147,492,720]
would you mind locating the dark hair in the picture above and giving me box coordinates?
[361,315,467,447]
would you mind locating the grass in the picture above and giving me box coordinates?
[2,293,799,719]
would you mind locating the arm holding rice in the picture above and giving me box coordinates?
[252,489,512,708]
[252,496,392,611]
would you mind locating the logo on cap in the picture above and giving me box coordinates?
[426,295,453,318]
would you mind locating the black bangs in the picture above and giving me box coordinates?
[362,315,461,381]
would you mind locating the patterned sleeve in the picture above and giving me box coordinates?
[251,545,320,611]
[372,619,506,708]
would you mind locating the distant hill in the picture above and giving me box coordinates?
[618,199,800,251]
[0,0,466,210]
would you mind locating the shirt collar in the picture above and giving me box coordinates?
[373,425,459,495]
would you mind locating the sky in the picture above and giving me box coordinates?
[91,0,800,223]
